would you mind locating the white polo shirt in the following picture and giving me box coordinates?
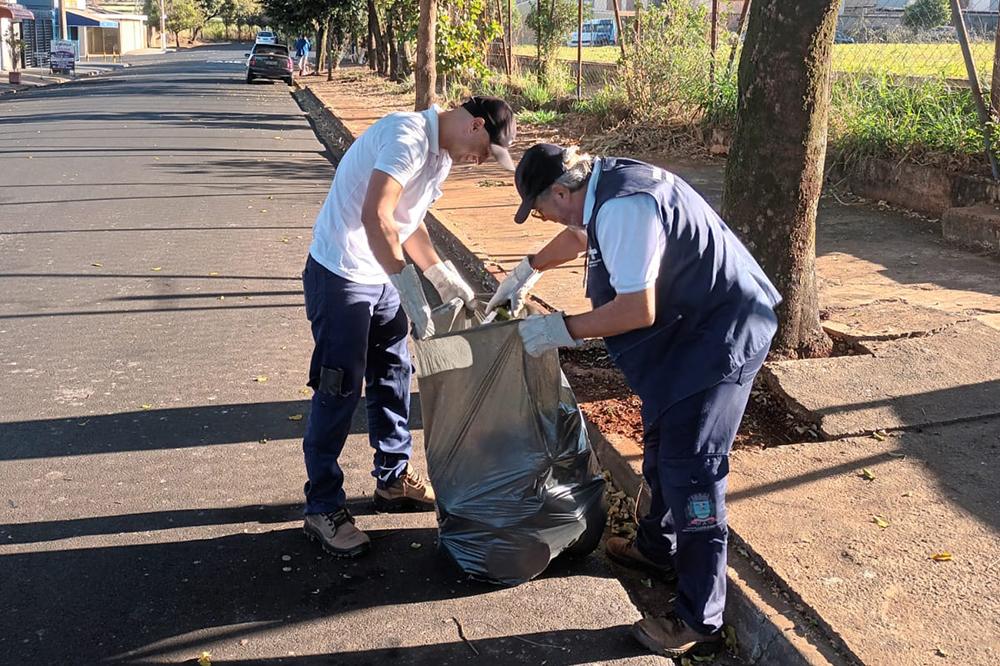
[309,106,453,285]
[583,158,667,294]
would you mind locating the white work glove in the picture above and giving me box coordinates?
[486,256,542,317]
[389,264,435,340]
[424,260,475,309]
[519,313,580,358]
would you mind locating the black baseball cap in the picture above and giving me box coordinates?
[513,143,567,224]
[462,96,516,171]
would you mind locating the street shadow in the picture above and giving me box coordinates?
[0,395,423,461]
[0,527,624,664]
[135,627,648,665]
[0,498,385,546]
[155,156,334,183]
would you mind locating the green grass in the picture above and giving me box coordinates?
[514,42,995,79]
[517,108,563,125]
[832,42,993,79]
[513,44,621,63]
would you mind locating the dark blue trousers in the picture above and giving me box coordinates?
[634,344,769,634]
[301,255,412,515]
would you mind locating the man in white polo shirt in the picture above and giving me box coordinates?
[301,96,516,558]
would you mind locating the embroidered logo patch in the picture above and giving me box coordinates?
[684,492,717,532]
[586,247,602,269]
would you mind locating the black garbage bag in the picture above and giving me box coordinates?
[413,302,607,586]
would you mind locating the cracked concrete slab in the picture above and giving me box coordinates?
[821,300,963,343]
[728,417,1000,666]
[764,321,1000,439]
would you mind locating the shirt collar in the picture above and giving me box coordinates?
[425,105,442,155]
[582,157,603,227]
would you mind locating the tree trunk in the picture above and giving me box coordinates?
[367,20,377,70]
[721,0,838,358]
[415,0,437,110]
[369,0,388,75]
[330,32,342,75]
[317,23,328,74]
[397,35,411,79]
[387,9,399,81]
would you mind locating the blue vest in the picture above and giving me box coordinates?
[585,158,782,424]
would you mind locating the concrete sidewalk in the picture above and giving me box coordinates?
[298,69,1000,666]
[0,63,125,95]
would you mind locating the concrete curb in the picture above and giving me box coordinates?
[293,83,855,666]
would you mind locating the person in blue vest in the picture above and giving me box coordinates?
[487,143,781,658]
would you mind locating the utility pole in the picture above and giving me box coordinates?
[160,0,167,52]
[59,0,68,40]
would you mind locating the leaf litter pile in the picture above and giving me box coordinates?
[561,345,817,450]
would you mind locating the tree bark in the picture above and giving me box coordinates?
[722,0,838,358]
[367,10,377,70]
[317,23,328,74]
[387,8,399,81]
[415,0,437,110]
[369,0,388,76]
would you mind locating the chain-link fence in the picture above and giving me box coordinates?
[488,5,998,97]
[482,3,999,174]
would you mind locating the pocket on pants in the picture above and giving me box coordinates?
[663,456,728,533]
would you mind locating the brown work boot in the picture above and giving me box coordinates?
[606,536,676,581]
[303,508,371,558]
[373,465,436,513]
[632,615,722,658]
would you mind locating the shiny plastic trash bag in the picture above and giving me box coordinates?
[413,301,607,586]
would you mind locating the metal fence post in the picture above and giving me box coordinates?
[576,0,582,100]
[951,0,1000,180]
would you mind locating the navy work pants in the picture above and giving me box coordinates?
[301,254,412,515]
[634,344,769,634]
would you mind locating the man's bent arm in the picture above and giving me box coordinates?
[361,170,407,275]
[565,287,656,339]
[529,227,588,271]
[401,222,443,272]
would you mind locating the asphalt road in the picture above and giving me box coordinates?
[0,45,660,664]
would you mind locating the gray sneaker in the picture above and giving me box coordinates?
[303,509,371,558]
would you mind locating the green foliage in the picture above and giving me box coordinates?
[517,108,562,125]
[573,84,629,124]
[526,0,585,82]
[518,76,554,109]
[478,74,510,100]
[437,0,501,80]
[166,0,205,35]
[902,0,950,32]
[831,73,987,168]
[617,0,720,126]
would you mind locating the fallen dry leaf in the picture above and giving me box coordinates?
[208,272,219,276]
[872,515,890,529]
[151,267,162,272]
[141,404,153,410]
[410,542,422,550]
[254,375,269,383]
[198,652,212,666]
[872,430,886,441]
[288,414,304,421]
[91,262,103,268]
[930,552,953,562]
[859,468,876,481]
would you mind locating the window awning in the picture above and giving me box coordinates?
[67,8,119,28]
[0,3,36,20]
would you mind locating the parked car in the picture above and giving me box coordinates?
[567,18,617,47]
[834,31,855,44]
[255,31,277,45]
[245,43,294,85]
